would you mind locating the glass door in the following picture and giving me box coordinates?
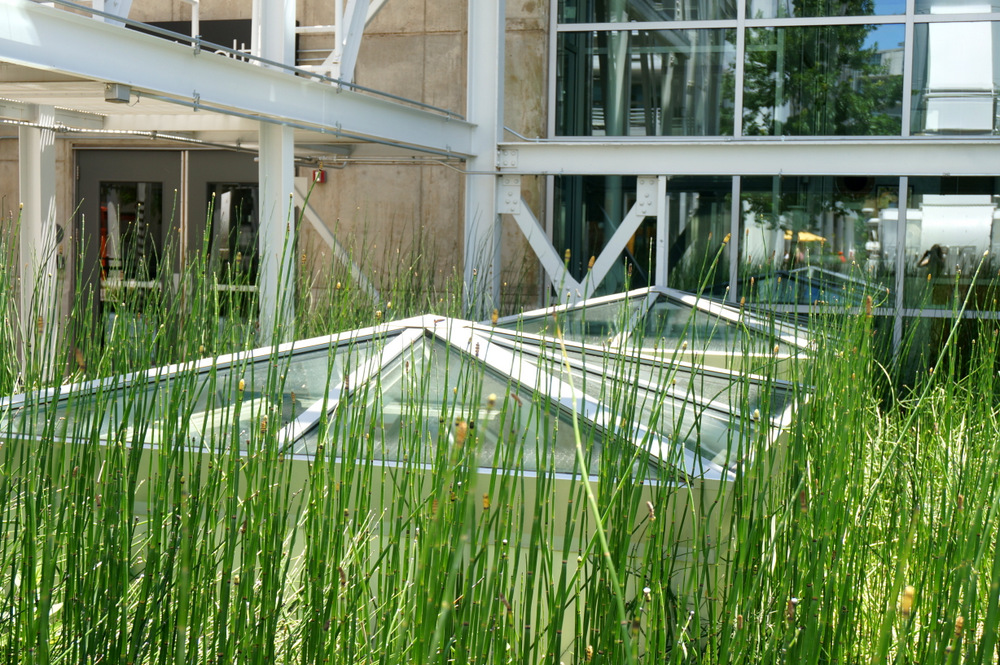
[76,151,181,355]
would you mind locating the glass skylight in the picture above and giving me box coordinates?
[0,295,802,486]
[493,286,812,374]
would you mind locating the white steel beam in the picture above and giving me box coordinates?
[583,177,657,298]
[18,103,58,381]
[337,0,370,83]
[463,0,505,315]
[0,97,104,129]
[498,140,1000,176]
[365,0,390,25]
[0,0,474,157]
[498,176,581,300]
[655,175,668,288]
[257,0,295,344]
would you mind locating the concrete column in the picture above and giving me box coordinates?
[256,0,296,343]
[18,104,58,382]
[463,0,505,317]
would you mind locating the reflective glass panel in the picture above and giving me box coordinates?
[299,338,605,475]
[554,176,734,294]
[504,297,647,344]
[2,340,376,451]
[559,0,737,21]
[910,22,1000,135]
[742,24,904,136]
[902,177,1000,310]
[208,183,259,286]
[916,0,1000,13]
[739,176,899,305]
[554,175,653,293]
[557,30,736,137]
[747,0,904,18]
[664,176,732,291]
[641,298,799,355]
[99,182,164,283]
[528,345,792,467]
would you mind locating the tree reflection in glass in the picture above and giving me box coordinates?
[742,23,904,136]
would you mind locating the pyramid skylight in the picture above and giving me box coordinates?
[1,307,800,486]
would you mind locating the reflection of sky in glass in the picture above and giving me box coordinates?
[863,23,905,51]
[747,0,905,17]
[875,0,908,14]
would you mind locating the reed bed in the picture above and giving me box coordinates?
[1,210,999,664]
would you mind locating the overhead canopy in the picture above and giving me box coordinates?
[0,0,473,160]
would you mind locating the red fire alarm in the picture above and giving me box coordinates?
[312,169,326,184]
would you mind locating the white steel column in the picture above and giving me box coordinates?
[464,0,505,316]
[655,175,668,287]
[18,104,58,381]
[257,0,296,343]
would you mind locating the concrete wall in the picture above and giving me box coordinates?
[297,0,548,312]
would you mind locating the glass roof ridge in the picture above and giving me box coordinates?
[475,321,800,392]
[489,286,814,358]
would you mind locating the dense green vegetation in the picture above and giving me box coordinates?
[1,207,999,664]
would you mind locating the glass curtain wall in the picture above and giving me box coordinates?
[555,174,1000,315]
[552,3,1000,324]
[557,2,1000,137]
[739,176,898,306]
[556,30,737,137]
[910,21,1000,135]
[903,177,1000,310]
[742,24,904,136]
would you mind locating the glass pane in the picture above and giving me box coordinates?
[747,0,904,19]
[903,177,1000,310]
[554,175,653,292]
[641,298,796,355]
[299,338,606,476]
[910,22,1000,135]
[559,0,737,22]
[532,346,791,467]
[3,340,376,451]
[742,24,904,136]
[208,184,259,287]
[100,182,164,283]
[916,0,1000,14]
[665,176,732,291]
[502,297,647,344]
[739,176,898,306]
[99,182,166,345]
[556,30,736,137]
